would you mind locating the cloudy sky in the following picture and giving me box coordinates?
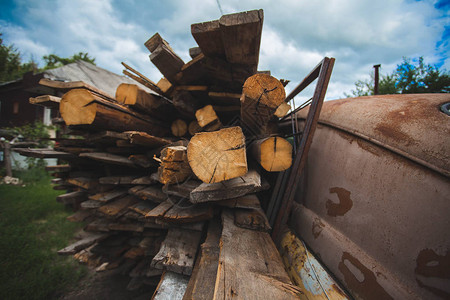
[1,0,448,100]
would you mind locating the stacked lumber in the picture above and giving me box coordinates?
[24,9,303,298]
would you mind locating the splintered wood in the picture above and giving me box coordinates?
[24,8,306,299]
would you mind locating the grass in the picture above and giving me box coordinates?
[0,169,87,300]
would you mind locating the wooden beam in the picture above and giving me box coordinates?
[150,44,185,84]
[39,78,114,99]
[213,210,301,299]
[29,95,61,108]
[191,19,225,58]
[79,152,138,168]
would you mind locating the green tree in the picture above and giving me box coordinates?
[0,33,37,82]
[347,56,450,97]
[42,52,95,70]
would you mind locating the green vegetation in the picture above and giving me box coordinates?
[0,32,95,83]
[346,56,450,97]
[0,169,87,299]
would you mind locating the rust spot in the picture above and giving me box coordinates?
[312,217,325,239]
[415,249,450,298]
[374,124,414,145]
[326,187,353,217]
[337,130,354,144]
[356,138,380,157]
[331,283,347,297]
[338,252,393,300]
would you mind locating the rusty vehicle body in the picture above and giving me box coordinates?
[289,93,450,299]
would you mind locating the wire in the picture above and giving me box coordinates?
[215,0,224,15]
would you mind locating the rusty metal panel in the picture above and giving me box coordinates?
[289,99,450,300]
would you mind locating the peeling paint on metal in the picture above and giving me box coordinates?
[326,187,353,217]
[415,249,450,298]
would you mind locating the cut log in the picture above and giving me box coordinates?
[60,88,169,135]
[188,120,202,135]
[183,218,221,300]
[213,210,302,299]
[187,126,247,183]
[191,19,225,58]
[274,102,291,118]
[250,136,293,172]
[195,105,222,131]
[219,9,264,67]
[240,73,286,136]
[171,119,188,137]
[158,146,192,185]
[152,272,189,300]
[115,83,175,119]
[29,95,61,108]
[151,228,202,275]
[157,77,174,96]
[150,44,185,84]
[190,170,264,203]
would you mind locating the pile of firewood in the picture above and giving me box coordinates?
[20,9,305,299]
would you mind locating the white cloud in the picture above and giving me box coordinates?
[1,0,448,98]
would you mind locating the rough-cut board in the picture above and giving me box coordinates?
[183,218,222,300]
[129,201,158,216]
[145,33,174,53]
[29,95,61,108]
[125,131,172,147]
[162,200,214,224]
[79,152,137,168]
[219,9,264,67]
[174,54,208,85]
[152,271,190,300]
[57,232,109,255]
[56,190,87,205]
[99,176,139,185]
[129,186,167,203]
[234,207,271,232]
[151,227,202,275]
[150,44,185,84]
[88,189,128,203]
[145,199,174,219]
[66,177,99,190]
[97,195,139,218]
[80,200,103,209]
[213,210,302,299]
[13,148,75,159]
[190,170,262,203]
[38,78,114,99]
[187,126,247,183]
[191,19,225,58]
[162,180,201,199]
[67,210,93,222]
[214,194,261,209]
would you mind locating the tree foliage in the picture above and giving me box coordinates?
[0,33,95,83]
[347,56,450,97]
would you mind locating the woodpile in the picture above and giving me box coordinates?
[23,9,306,299]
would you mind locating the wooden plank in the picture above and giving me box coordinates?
[151,228,202,275]
[97,195,139,218]
[56,190,87,205]
[86,131,127,144]
[145,33,174,53]
[213,210,301,299]
[189,47,202,59]
[121,62,165,96]
[80,200,103,209]
[67,210,93,222]
[99,175,139,185]
[152,271,189,300]
[150,44,185,84]
[129,201,158,216]
[14,148,75,159]
[214,194,261,209]
[57,232,109,255]
[183,218,221,300]
[29,95,61,108]
[108,222,144,232]
[66,177,99,190]
[145,199,174,218]
[190,170,263,203]
[208,91,241,106]
[39,78,114,99]
[131,176,157,185]
[88,189,128,203]
[191,19,225,58]
[219,9,264,67]
[234,207,271,232]
[84,218,111,232]
[162,200,213,224]
[162,180,201,199]
[79,152,138,168]
[174,54,208,85]
[125,131,171,148]
[129,186,167,203]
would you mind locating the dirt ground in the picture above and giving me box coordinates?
[59,268,156,300]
